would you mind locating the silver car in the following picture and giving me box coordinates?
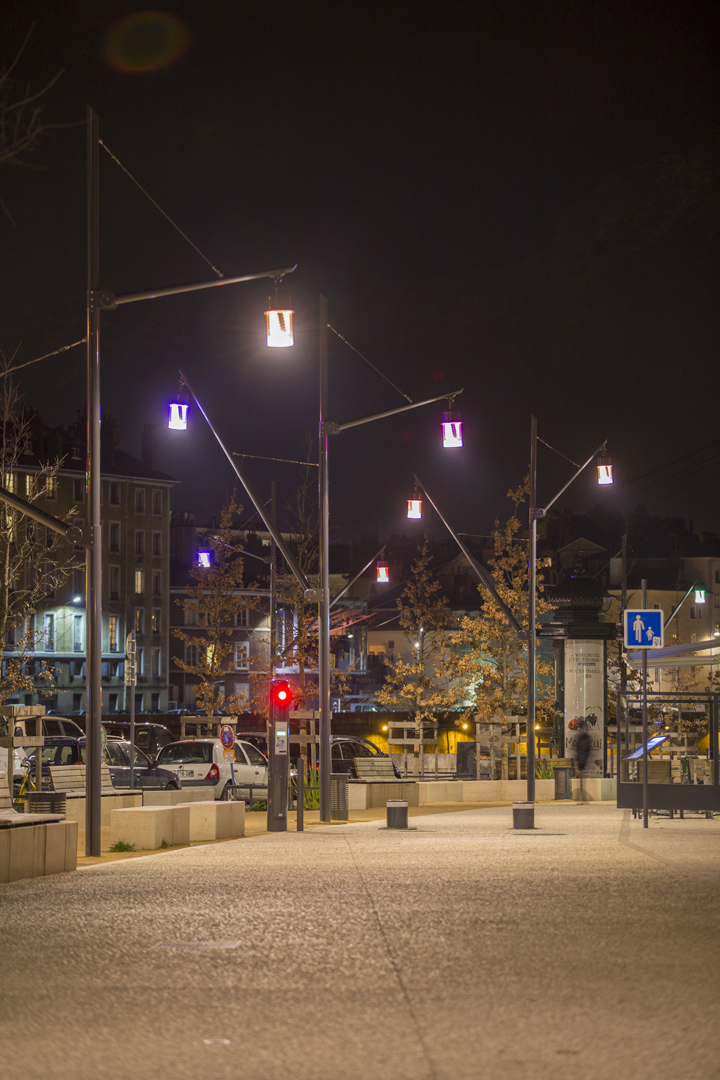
[156,738,268,801]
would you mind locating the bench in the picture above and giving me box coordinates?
[0,770,64,828]
[48,763,121,795]
[47,764,142,825]
[354,758,399,780]
[351,758,419,809]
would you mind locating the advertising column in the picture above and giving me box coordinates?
[564,641,606,776]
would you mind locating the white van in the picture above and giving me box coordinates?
[156,738,268,801]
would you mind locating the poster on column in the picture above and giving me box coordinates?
[564,641,605,776]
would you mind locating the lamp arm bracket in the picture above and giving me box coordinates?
[531,508,546,522]
[322,421,342,436]
[90,291,118,311]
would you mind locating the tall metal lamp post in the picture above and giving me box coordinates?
[316,295,463,820]
[84,107,296,855]
[526,415,612,824]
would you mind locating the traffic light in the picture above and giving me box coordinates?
[270,679,291,714]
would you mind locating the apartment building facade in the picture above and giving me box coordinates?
[2,420,176,714]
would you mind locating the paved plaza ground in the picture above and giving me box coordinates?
[1,802,718,1080]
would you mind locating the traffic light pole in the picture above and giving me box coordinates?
[267,681,290,832]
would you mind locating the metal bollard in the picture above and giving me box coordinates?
[512,801,534,829]
[386,799,408,829]
[296,758,304,832]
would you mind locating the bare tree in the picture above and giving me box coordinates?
[0,23,65,223]
[0,355,80,702]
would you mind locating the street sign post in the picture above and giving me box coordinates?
[125,631,137,788]
[624,609,664,650]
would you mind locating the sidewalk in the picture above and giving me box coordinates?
[75,799,517,864]
[2,802,718,1080]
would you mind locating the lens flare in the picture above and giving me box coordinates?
[103,12,190,73]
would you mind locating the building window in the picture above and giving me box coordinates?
[73,478,84,502]
[135,569,144,595]
[3,471,15,493]
[135,530,145,556]
[109,565,121,600]
[43,613,55,651]
[73,615,83,653]
[135,608,144,635]
[690,606,698,620]
[135,488,146,514]
[136,648,144,676]
[152,531,162,557]
[108,615,119,653]
[109,693,118,711]
[236,608,249,627]
[151,608,160,634]
[152,489,162,516]
[109,482,120,506]
[234,642,249,670]
[152,571,161,596]
[43,562,56,599]
[151,648,161,678]
[184,601,198,626]
[73,693,82,711]
[184,642,199,667]
[25,474,34,497]
[45,476,57,500]
[109,522,120,552]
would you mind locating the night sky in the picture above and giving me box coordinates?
[1,1,718,545]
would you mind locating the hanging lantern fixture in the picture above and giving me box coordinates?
[265,278,294,348]
[442,410,463,448]
[376,562,389,584]
[597,454,613,485]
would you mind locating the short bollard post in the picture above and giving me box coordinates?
[296,758,304,833]
[386,799,408,829]
[512,801,534,829]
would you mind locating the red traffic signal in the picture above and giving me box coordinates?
[270,679,292,709]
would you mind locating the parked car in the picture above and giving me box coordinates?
[101,721,176,757]
[156,738,268,801]
[29,737,182,790]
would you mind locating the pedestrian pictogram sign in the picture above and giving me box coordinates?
[624,609,664,649]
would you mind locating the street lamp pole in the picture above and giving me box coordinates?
[527,415,609,816]
[86,107,102,856]
[316,292,463,820]
[83,108,296,854]
[318,296,332,820]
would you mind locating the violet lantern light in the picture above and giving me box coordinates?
[168,401,189,430]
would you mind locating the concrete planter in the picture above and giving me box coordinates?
[0,820,78,884]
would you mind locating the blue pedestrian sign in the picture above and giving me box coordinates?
[624,609,664,649]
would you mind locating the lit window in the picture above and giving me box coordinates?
[135,569,145,595]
